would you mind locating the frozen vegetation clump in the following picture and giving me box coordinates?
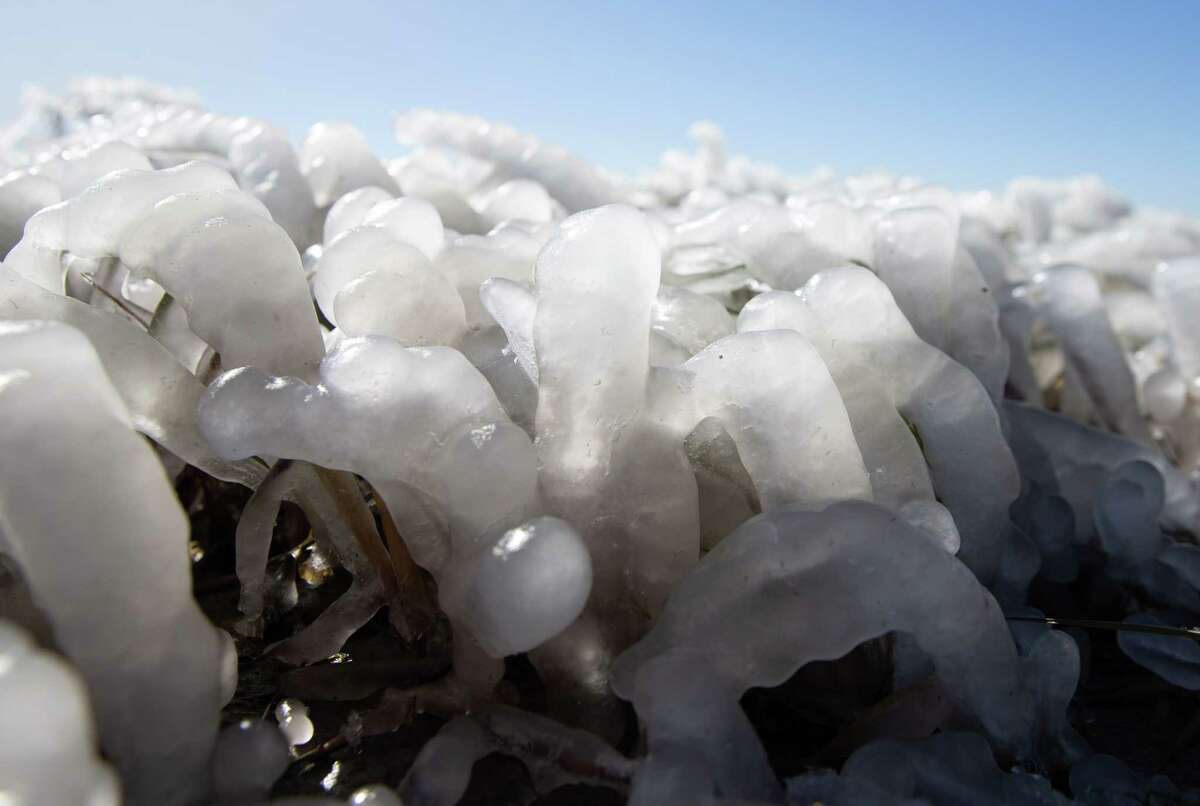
[0,76,1199,805]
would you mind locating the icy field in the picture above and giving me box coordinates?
[2,77,1200,805]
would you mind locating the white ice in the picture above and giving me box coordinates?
[0,321,227,805]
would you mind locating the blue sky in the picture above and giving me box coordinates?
[2,1,1197,213]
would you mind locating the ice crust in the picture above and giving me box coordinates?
[2,77,1200,805]
[0,321,226,805]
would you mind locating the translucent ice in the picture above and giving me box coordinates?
[1028,265,1150,439]
[394,109,623,212]
[1116,611,1200,690]
[118,186,326,377]
[1153,256,1200,382]
[0,267,262,485]
[362,195,447,259]
[478,178,556,227]
[226,122,320,249]
[479,276,538,381]
[7,160,236,291]
[739,267,1019,580]
[200,336,591,657]
[685,330,872,510]
[808,731,1072,805]
[437,224,542,328]
[1070,752,1197,805]
[0,171,59,256]
[323,185,396,242]
[398,706,636,805]
[318,225,465,346]
[121,106,318,247]
[0,140,153,258]
[0,620,120,806]
[0,321,226,804]
[651,285,735,355]
[5,78,1200,806]
[300,121,399,207]
[210,720,292,802]
[1006,401,1200,536]
[533,205,698,611]
[397,717,493,806]
[612,502,1070,802]
[872,206,957,349]
[275,699,316,747]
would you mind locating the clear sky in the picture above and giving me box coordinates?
[2,1,1197,213]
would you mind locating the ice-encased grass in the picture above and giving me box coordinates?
[1,76,1200,805]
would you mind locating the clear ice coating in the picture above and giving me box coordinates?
[532,204,698,615]
[0,321,226,805]
[117,186,326,378]
[738,267,1018,580]
[1153,256,1200,382]
[5,161,325,379]
[1,76,1200,805]
[394,109,622,212]
[317,225,465,346]
[275,699,316,747]
[610,501,1076,803]
[300,121,399,208]
[199,336,592,658]
[1116,611,1200,690]
[1028,264,1150,440]
[0,267,262,485]
[685,329,872,510]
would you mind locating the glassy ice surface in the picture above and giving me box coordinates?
[0,76,1199,805]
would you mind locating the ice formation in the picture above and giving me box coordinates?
[737,267,1016,578]
[199,337,593,660]
[2,76,1200,804]
[787,732,1071,805]
[610,502,1076,802]
[0,321,228,804]
[0,620,120,805]
[210,720,292,803]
